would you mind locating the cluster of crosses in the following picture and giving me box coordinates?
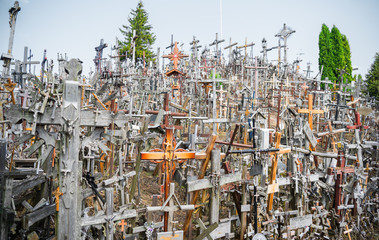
[0,1,378,240]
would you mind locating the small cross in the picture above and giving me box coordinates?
[119,219,128,232]
[4,79,17,104]
[53,187,63,211]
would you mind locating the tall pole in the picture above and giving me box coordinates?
[1,1,21,80]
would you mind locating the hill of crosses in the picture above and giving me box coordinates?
[0,1,378,240]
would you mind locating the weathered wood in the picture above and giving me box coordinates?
[184,135,217,234]
[303,122,317,148]
[80,209,137,226]
[12,174,46,197]
[210,149,221,225]
[23,203,56,229]
[194,218,218,240]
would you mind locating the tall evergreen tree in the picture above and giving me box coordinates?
[119,1,156,63]
[341,34,353,83]
[366,53,379,100]
[318,24,335,82]
[330,26,345,83]
[319,24,353,87]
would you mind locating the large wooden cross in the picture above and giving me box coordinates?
[327,148,354,216]
[141,92,195,231]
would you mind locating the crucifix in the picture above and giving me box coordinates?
[94,39,108,73]
[274,23,295,65]
[1,1,21,81]
[190,36,202,78]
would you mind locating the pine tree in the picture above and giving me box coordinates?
[366,53,379,100]
[119,1,156,63]
[318,24,335,83]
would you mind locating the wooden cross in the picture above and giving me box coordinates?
[194,218,218,240]
[53,187,63,212]
[297,94,324,130]
[245,56,268,99]
[4,79,17,104]
[267,132,282,212]
[346,109,368,130]
[141,93,195,231]
[328,148,354,216]
[162,42,188,76]
[146,183,194,232]
[317,120,345,153]
[19,89,32,109]
[237,37,254,60]
[199,57,214,81]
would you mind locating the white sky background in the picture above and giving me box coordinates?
[0,0,378,78]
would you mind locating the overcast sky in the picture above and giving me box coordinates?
[1,0,378,77]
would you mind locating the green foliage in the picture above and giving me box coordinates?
[318,24,353,86]
[330,26,345,81]
[119,1,156,63]
[365,53,379,100]
[342,34,353,83]
[318,24,335,82]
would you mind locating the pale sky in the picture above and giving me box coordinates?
[1,0,378,78]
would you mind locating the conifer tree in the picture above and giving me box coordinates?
[330,26,345,82]
[119,1,156,63]
[318,24,335,82]
[342,34,353,83]
[366,53,379,100]
[318,24,353,86]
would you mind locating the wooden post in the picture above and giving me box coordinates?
[58,59,82,240]
[210,149,221,224]
[240,164,248,240]
[184,135,217,235]
[105,188,114,240]
[267,132,281,212]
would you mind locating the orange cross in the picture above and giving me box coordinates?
[298,94,324,130]
[119,219,127,232]
[4,79,16,104]
[162,42,188,70]
[53,187,63,211]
